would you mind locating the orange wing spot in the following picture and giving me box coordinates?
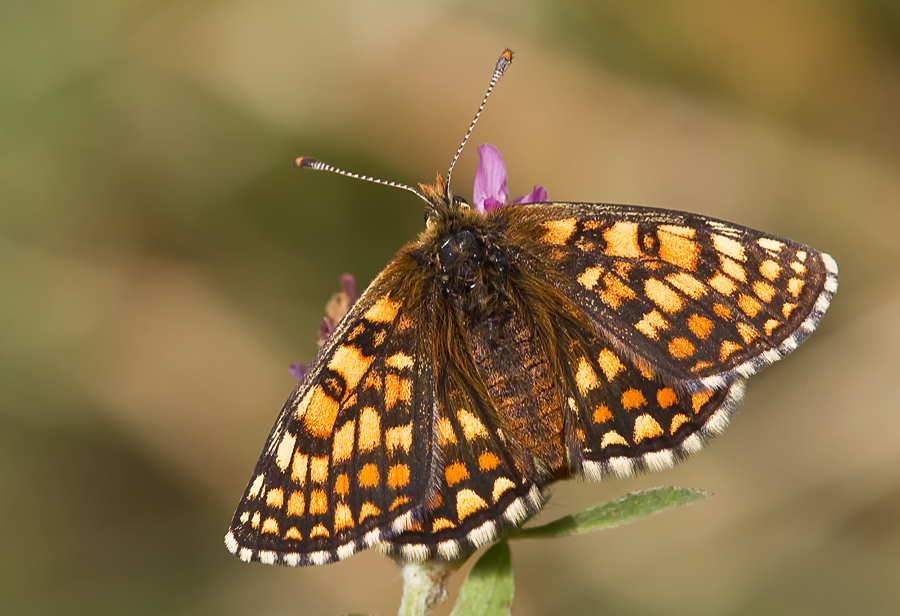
[333,420,356,463]
[593,404,613,424]
[444,461,469,486]
[266,488,284,509]
[309,489,328,515]
[310,456,329,484]
[456,489,488,521]
[668,337,695,359]
[753,280,776,303]
[670,413,690,434]
[284,527,302,540]
[691,360,714,372]
[364,372,382,391]
[764,318,780,335]
[709,273,736,296]
[239,511,250,524]
[787,277,805,297]
[796,250,807,262]
[291,453,308,485]
[583,220,604,230]
[692,390,713,412]
[334,473,349,496]
[457,409,489,440]
[386,423,413,454]
[645,278,684,313]
[613,260,634,280]
[633,414,663,443]
[387,463,410,489]
[328,345,374,393]
[334,503,354,531]
[385,374,412,411]
[657,388,677,408]
[713,303,733,320]
[621,388,647,409]
[658,227,699,270]
[492,477,516,502]
[432,518,456,531]
[576,427,585,441]
[577,266,603,290]
[758,237,784,252]
[665,272,707,300]
[687,314,714,339]
[597,349,626,380]
[601,430,628,448]
[251,511,261,528]
[262,518,279,535]
[720,255,747,282]
[310,524,330,538]
[303,386,341,439]
[347,323,365,341]
[275,432,296,472]
[603,221,642,258]
[541,218,578,245]
[390,496,410,511]
[712,234,746,261]
[782,302,797,318]
[479,452,500,471]
[359,502,381,523]
[248,473,265,498]
[358,407,381,452]
[737,322,758,344]
[575,357,600,394]
[598,272,637,309]
[738,294,762,318]
[386,351,414,371]
[428,493,443,510]
[720,340,742,361]
[437,417,457,445]
[358,463,380,488]
[635,310,669,339]
[791,261,806,274]
[372,331,387,347]
[760,259,781,280]
[363,295,401,323]
[658,224,696,239]
[287,491,305,516]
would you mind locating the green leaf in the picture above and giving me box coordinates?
[450,541,514,616]
[513,486,707,539]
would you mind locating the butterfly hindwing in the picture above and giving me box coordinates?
[226,266,436,566]
[382,357,544,561]
[497,202,838,391]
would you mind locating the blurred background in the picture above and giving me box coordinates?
[2,1,899,614]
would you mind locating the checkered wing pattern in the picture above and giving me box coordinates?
[492,202,837,476]
[225,266,437,567]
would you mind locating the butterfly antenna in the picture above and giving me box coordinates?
[295,157,429,204]
[445,48,514,192]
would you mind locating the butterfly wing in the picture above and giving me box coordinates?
[498,202,838,391]
[491,202,836,477]
[226,259,438,566]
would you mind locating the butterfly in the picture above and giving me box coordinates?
[225,49,838,567]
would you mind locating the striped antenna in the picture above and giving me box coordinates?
[295,157,428,204]
[445,48,514,192]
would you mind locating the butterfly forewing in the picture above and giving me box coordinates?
[226,265,437,566]
[500,203,838,391]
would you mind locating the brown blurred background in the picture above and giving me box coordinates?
[2,1,899,614]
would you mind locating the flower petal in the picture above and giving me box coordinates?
[473,144,509,212]
[512,185,548,205]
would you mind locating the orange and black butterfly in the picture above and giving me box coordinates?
[225,50,838,566]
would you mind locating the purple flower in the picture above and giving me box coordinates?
[472,144,547,212]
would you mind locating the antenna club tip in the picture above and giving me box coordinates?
[501,48,514,61]
[295,157,319,168]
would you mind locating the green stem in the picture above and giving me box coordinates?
[397,560,460,616]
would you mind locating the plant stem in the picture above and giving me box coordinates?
[397,560,460,616]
